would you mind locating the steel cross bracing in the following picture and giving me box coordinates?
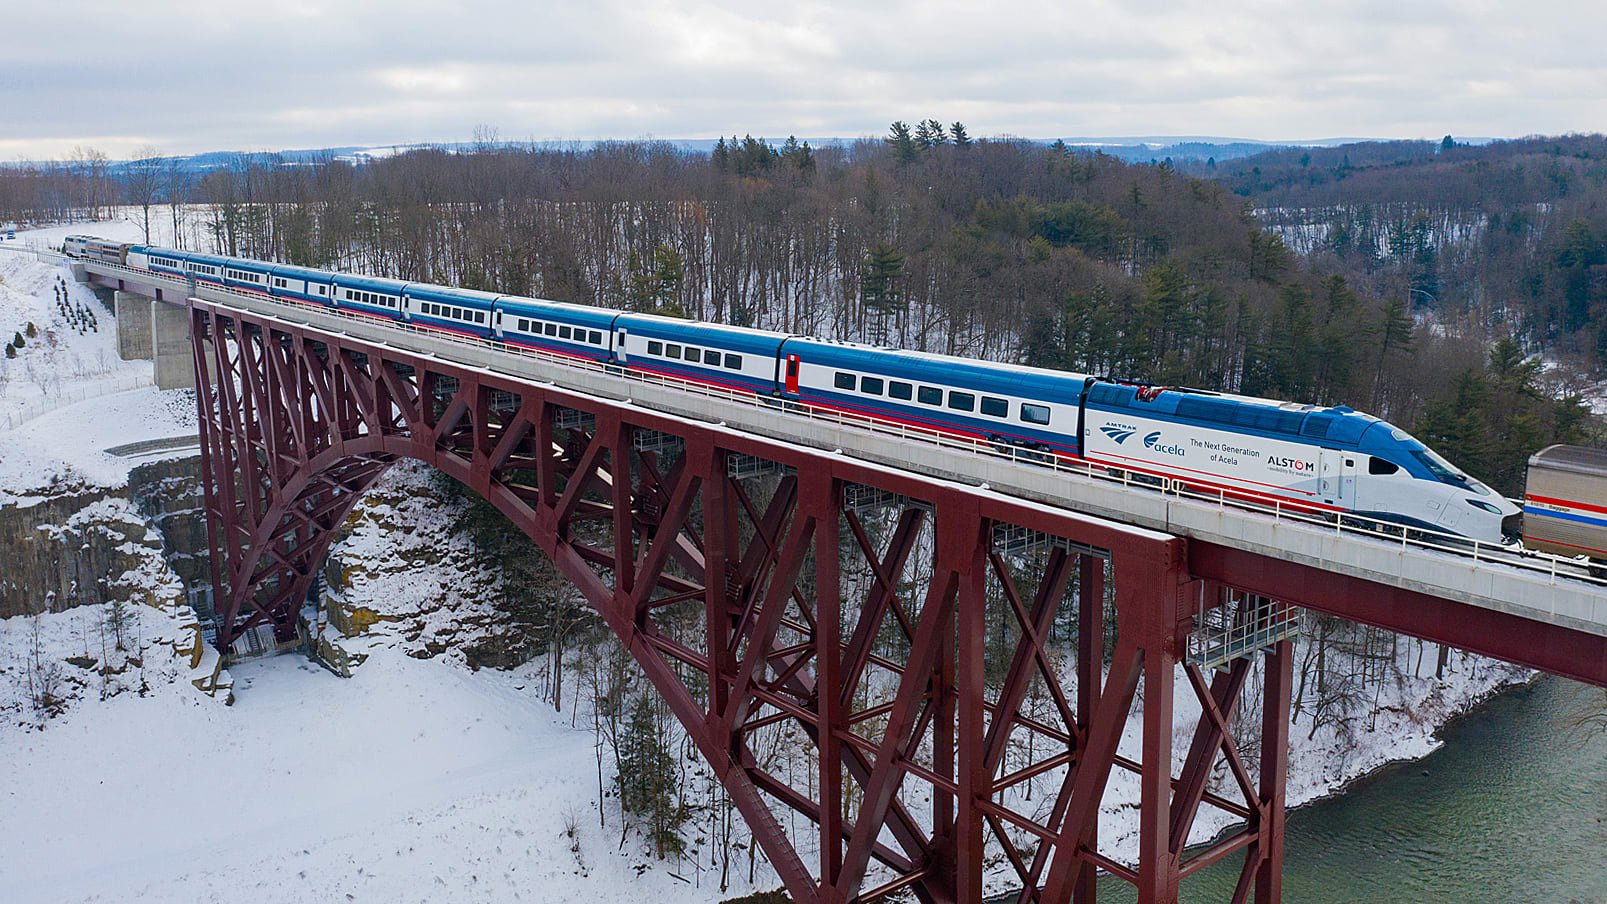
[80,257,1607,684]
[188,298,1298,904]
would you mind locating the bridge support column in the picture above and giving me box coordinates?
[115,291,153,360]
[153,300,197,389]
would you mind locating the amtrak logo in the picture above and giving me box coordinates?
[1100,424,1138,444]
[1143,431,1161,449]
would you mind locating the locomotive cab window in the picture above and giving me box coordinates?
[889,381,912,400]
[980,396,1007,417]
[834,372,856,390]
[918,386,942,406]
[948,391,975,412]
[1021,403,1050,425]
[1368,457,1400,476]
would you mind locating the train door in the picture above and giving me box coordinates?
[615,327,628,362]
[1319,450,1356,508]
[784,355,800,394]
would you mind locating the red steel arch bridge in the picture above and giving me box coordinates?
[72,255,1607,904]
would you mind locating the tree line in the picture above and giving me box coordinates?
[1,127,1598,488]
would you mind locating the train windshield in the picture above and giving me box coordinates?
[1410,449,1491,494]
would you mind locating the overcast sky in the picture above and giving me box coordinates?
[3,0,1604,159]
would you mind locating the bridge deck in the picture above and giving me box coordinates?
[80,259,1607,642]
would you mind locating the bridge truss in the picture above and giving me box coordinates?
[188,298,1297,903]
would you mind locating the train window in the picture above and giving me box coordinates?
[685,348,701,363]
[834,372,856,390]
[666,344,682,359]
[545,323,557,336]
[1368,458,1399,476]
[1021,403,1051,425]
[590,331,602,344]
[705,351,721,367]
[948,391,976,412]
[981,396,1007,417]
[518,318,529,331]
[889,381,912,400]
[861,376,884,395]
[559,325,572,339]
[725,354,742,369]
[476,311,485,323]
[918,386,943,405]
[648,340,664,355]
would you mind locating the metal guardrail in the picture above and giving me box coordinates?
[81,259,1607,591]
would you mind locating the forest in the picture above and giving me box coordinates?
[2,127,1599,492]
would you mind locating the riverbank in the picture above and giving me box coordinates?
[1097,674,1607,903]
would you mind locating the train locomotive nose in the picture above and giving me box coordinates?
[1501,510,1523,542]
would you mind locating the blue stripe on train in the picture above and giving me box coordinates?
[1524,506,1607,529]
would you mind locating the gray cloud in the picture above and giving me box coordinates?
[2,0,1603,159]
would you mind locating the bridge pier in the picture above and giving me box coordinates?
[114,290,153,360]
[152,300,197,389]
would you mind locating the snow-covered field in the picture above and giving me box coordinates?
[2,635,713,904]
[0,222,1534,903]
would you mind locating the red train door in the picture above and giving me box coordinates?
[785,355,800,393]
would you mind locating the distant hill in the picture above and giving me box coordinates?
[7,135,1500,174]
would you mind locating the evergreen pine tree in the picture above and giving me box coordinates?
[885,121,919,165]
[860,241,906,343]
[950,122,971,147]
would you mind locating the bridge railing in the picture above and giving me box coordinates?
[85,259,1607,592]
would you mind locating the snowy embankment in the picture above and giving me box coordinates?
[0,220,1529,902]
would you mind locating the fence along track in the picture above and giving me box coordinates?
[82,257,1607,591]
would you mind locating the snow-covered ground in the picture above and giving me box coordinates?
[1,633,714,904]
[0,222,1534,902]
[0,218,199,504]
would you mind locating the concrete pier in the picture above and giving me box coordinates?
[151,301,196,390]
[115,291,153,360]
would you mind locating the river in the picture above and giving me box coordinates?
[1093,676,1607,903]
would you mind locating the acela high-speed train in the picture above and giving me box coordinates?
[67,236,1523,544]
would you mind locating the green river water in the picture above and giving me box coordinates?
[1095,676,1607,903]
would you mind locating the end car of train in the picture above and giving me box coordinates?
[1523,445,1607,569]
[72,239,1524,545]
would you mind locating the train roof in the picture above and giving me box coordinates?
[784,333,1099,380]
[331,271,410,292]
[1087,382,1380,446]
[498,295,620,327]
[616,312,793,355]
[1530,444,1607,476]
[406,283,504,304]
[269,263,337,280]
